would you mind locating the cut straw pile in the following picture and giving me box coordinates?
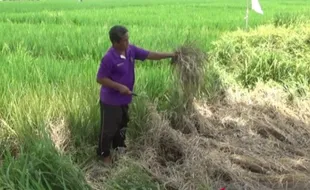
[133,83,310,190]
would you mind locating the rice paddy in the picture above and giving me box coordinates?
[1,0,310,189]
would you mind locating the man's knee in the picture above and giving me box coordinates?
[121,106,130,127]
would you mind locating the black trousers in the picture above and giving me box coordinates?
[97,101,129,157]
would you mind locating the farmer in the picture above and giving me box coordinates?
[96,25,178,165]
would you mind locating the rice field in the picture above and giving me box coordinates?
[1,0,310,189]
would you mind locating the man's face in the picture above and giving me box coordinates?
[115,32,129,51]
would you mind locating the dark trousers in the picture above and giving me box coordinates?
[97,101,129,157]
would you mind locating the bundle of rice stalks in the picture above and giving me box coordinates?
[171,40,208,107]
[168,41,208,134]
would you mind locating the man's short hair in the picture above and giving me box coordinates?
[109,25,128,44]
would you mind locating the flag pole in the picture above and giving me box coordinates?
[245,0,264,31]
[245,0,249,31]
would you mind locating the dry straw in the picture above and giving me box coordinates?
[132,84,310,190]
[168,41,208,134]
[171,40,207,106]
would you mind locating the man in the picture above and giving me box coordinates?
[96,25,177,165]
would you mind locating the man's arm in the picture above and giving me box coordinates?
[97,76,132,95]
[96,77,122,91]
[146,51,175,60]
[133,45,176,61]
[96,55,131,95]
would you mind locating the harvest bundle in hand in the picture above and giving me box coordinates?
[171,41,208,109]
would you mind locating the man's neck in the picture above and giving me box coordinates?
[113,46,126,56]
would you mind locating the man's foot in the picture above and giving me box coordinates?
[101,155,112,167]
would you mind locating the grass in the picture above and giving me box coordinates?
[1,0,310,189]
[211,23,310,91]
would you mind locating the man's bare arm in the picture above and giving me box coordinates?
[146,51,175,60]
[97,77,131,94]
[97,78,122,91]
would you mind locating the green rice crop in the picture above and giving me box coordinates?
[1,0,310,189]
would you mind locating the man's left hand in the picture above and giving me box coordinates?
[171,51,180,64]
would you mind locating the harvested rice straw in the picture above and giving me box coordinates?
[171,41,208,108]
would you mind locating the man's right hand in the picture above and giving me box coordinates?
[117,84,132,95]
[97,77,132,95]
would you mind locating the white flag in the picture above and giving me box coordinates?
[251,0,263,14]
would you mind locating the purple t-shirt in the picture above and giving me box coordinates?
[96,44,149,105]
